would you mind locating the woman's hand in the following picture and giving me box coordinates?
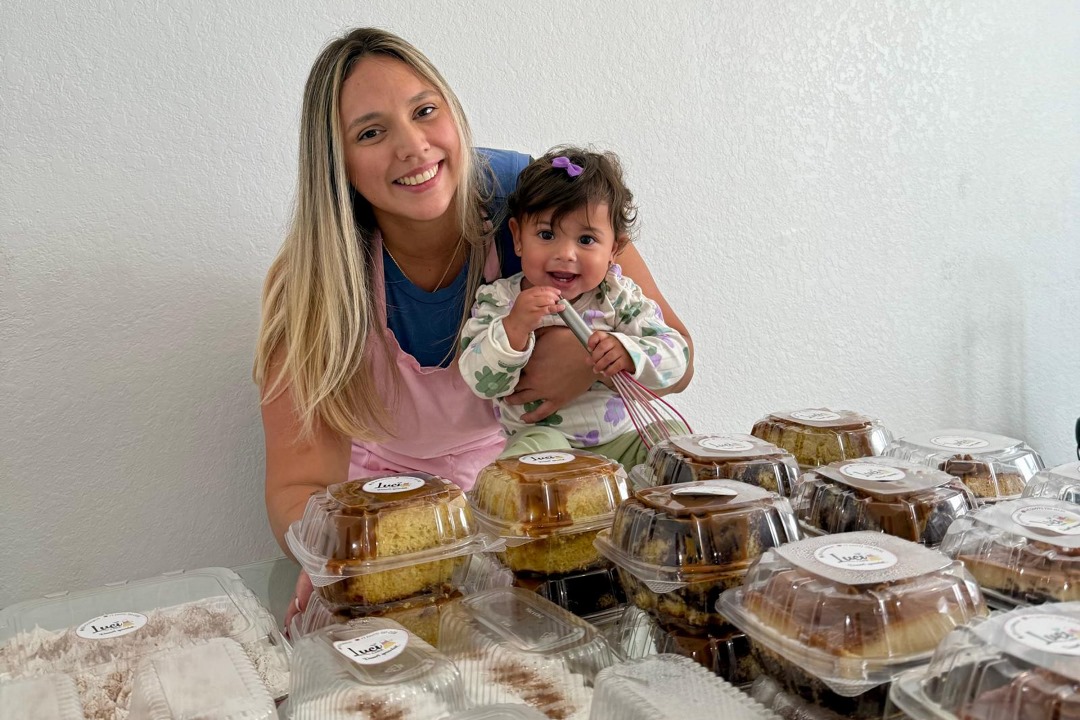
[284,570,313,637]
[505,326,596,423]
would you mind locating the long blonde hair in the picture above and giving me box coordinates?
[254,28,492,440]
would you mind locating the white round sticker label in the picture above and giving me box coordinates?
[519,452,575,466]
[840,463,907,482]
[699,437,756,453]
[362,476,426,494]
[930,436,989,450]
[1005,615,1080,657]
[671,485,740,498]
[1012,506,1080,535]
[334,628,410,665]
[814,543,899,571]
[791,410,842,422]
[75,612,148,640]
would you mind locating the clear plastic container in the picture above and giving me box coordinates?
[469,451,629,576]
[285,472,499,608]
[628,464,654,492]
[750,409,893,468]
[719,532,987,718]
[749,675,905,720]
[444,706,550,720]
[642,433,801,496]
[596,480,800,633]
[883,429,1044,504]
[0,674,83,720]
[1023,461,1080,504]
[127,637,278,719]
[939,498,1080,608]
[589,654,779,720]
[792,457,977,547]
[512,565,626,619]
[289,618,464,720]
[887,602,1080,720]
[0,566,290,711]
[438,587,616,719]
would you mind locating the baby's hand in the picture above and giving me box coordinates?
[586,331,635,377]
[503,286,564,351]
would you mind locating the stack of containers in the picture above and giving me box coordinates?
[882,429,1044,504]
[1023,461,1080,504]
[469,451,630,622]
[285,472,500,645]
[888,602,1080,720]
[595,479,800,685]
[940,498,1080,607]
[719,531,989,719]
[750,408,893,470]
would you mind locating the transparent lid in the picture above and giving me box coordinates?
[590,655,779,720]
[718,532,988,694]
[512,565,626,619]
[751,408,893,467]
[750,676,849,720]
[888,603,1080,720]
[883,429,1044,502]
[628,464,655,493]
[438,588,615,718]
[290,589,462,644]
[470,450,629,542]
[127,637,277,719]
[939,498,1080,608]
[597,480,800,591]
[0,674,83,720]
[1023,461,1080,504]
[444,706,550,720]
[793,457,977,546]
[289,618,464,719]
[0,567,289,701]
[642,433,801,496]
[286,473,500,587]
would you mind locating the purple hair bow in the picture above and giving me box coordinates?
[552,156,583,177]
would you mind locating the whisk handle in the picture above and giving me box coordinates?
[557,305,593,348]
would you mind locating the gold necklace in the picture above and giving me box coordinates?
[384,237,464,291]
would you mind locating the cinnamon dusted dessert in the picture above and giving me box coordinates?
[792,457,977,546]
[470,451,628,576]
[642,433,800,495]
[751,409,892,469]
[1023,461,1080,504]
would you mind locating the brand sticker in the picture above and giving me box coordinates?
[813,543,899,571]
[334,628,410,665]
[840,463,907,482]
[75,612,148,640]
[698,437,756,453]
[671,485,740,498]
[519,452,575,466]
[791,410,842,422]
[930,435,989,450]
[1005,615,1080,657]
[1012,505,1080,535]
[362,476,426,494]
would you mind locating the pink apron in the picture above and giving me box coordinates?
[347,233,506,490]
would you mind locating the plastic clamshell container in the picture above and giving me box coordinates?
[127,637,277,719]
[883,429,1044,504]
[887,602,1080,720]
[438,587,616,719]
[750,408,893,468]
[1023,461,1080,504]
[289,618,464,720]
[939,498,1080,608]
[285,472,500,607]
[0,674,83,720]
[513,565,627,619]
[596,480,800,633]
[469,451,629,576]
[0,567,289,702]
[718,532,987,705]
[792,457,977,547]
[444,706,550,720]
[589,654,779,720]
[750,676,868,720]
[628,464,654,492]
[642,433,801,496]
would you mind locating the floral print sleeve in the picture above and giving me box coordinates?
[458,276,533,399]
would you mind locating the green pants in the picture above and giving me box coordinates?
[500,426,650,469]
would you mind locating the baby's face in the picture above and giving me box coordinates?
[511,203,620,301]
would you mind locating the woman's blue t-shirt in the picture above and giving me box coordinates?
[384,148,530,368]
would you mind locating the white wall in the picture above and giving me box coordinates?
[2,0,1077,607]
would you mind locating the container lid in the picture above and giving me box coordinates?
[811,457,958,497]
[0,674,83,720]
[893,429,1028,456]
[944,498,1080,550]
[665,433,793,461]
[444,706,550,720]
[1023,461,1080,503]
[765,408,876,429]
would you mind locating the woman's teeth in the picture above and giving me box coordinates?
[395,164,439,186]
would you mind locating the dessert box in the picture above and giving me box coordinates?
[750,408,893,468]
[285,472,500,609]
[469,451,629,576]
[444,705,550,719]
[289,617,464,719]
[882,429,1044,504]
[940,498,1080,608]
[887,602,1080,720]
[0,674,83,720]
[719,532,988,719]
[512,566,627,619]
[595,480,800,633]
[589,654,779,720]
[792,457,977,547]
[1023,461,1080,504]
[437,587,617,719]
[750,675,863,720]
[638,433,801,496]
[0,567,289,719]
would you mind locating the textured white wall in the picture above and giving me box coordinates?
[2,1,1077,607]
